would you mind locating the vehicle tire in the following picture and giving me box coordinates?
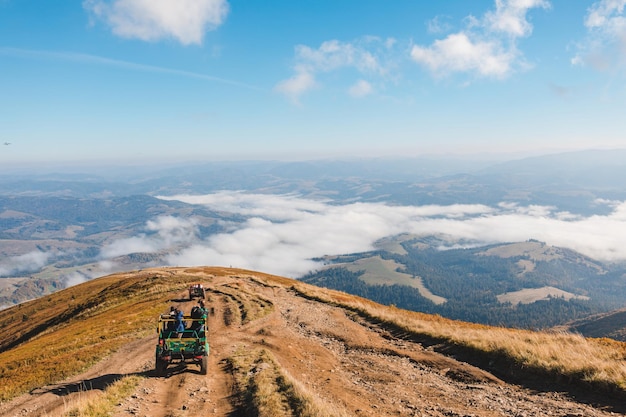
[200,355,208,375]
[156,358,168,376]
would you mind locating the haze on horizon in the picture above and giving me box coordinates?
[2,0,626,165]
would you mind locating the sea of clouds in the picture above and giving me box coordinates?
[3,191,625,282]
[103,192,626,278]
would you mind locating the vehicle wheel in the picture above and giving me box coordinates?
[156,358,168,376]
[200,355,208,375]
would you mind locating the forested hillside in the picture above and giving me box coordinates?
[304,238,626,330]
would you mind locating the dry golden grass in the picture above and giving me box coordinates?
[226,346,350,417]
[0,267,217,402]
[2,266,626,408]
[62,375,142,417]
[276,367,352,417]
[219,282,274,324]
[227,347,289,417]
[288,281,626,392]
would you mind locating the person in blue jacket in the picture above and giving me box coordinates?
[175,307,185,336]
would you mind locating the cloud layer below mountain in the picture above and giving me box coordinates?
[0,251,51,277]
[87,192,626,278]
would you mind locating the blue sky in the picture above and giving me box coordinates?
[1,0,626,165]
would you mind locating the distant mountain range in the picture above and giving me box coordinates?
[3,149,626,213]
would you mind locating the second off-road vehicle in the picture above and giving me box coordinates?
[188,284,206,300]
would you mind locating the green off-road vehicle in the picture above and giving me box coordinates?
[155,312,209,376]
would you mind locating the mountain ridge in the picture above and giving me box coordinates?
[1,266,625,416]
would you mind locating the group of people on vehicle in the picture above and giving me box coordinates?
[165,300,208,337]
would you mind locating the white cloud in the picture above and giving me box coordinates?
[427,15,454,35]
[349,79,373,98]
[100,236,159,258]
[0,251,51,276]
[572,0,626,70]
[585,0,626,30]
[146,215,198,245]
[294,40,383,74]
[99,215,198,258]
[411,0,549,79]
[484,0,550,37]
[13,192,626,286]
[92,192,626,279]
[83,0,229,45]
[160,192,330,220]
[275,37,396,101]
[156,193,495,277]
[64,271,91,287]
[411,33,516,78]
[276,1,549,97]
[274,70,317,104]
[63,259,142,287]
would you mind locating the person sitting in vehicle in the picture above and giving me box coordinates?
[190,301,208,335]
[175,307,185,337]
[164,306,177,335]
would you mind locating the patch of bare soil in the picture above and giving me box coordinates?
[2,272,624,417]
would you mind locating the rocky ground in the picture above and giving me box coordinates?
[1,273,624,417]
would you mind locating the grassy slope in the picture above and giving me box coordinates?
[1,266,626,405]
[0,268,202,402]
[289,282,626,394]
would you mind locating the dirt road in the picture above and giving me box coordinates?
[1,273,623,416]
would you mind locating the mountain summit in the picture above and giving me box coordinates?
[1,267,625,416]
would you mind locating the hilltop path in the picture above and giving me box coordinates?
[1,272,622,416]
